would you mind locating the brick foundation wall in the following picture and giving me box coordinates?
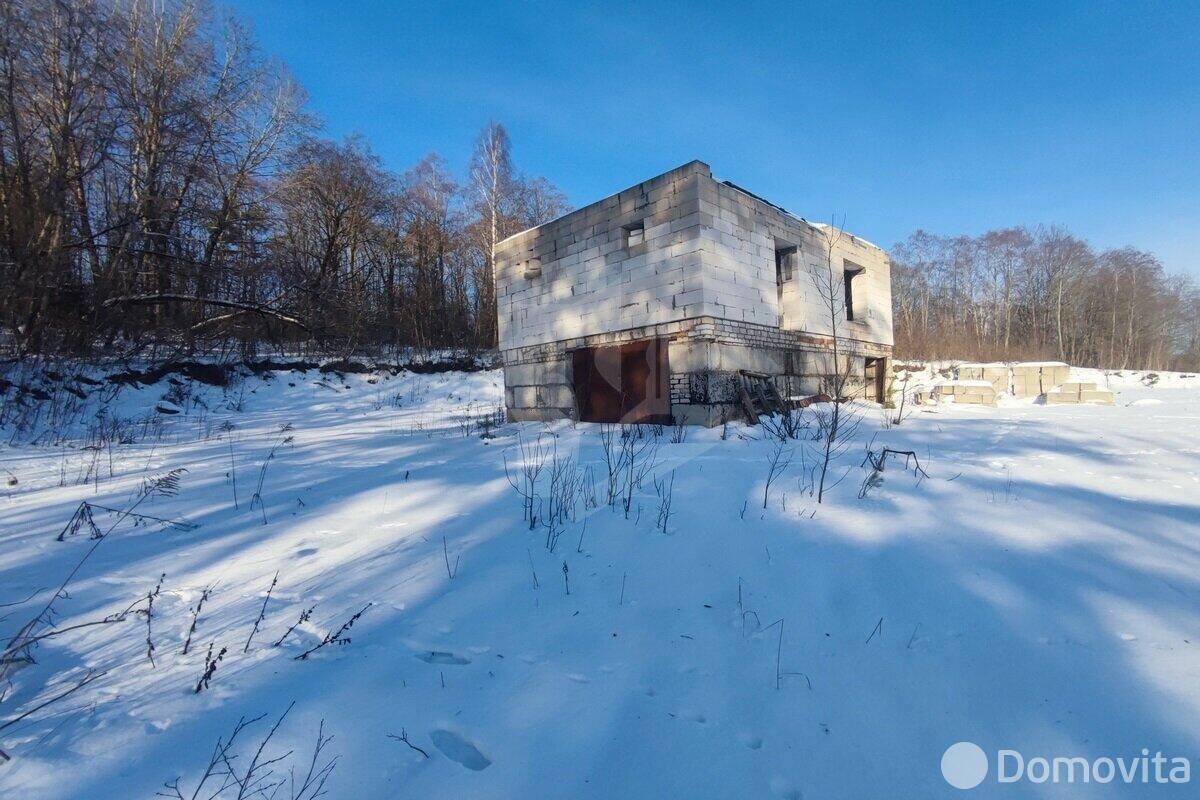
[501,315,892,425]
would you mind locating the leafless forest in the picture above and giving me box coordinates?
[0,0,567,359]
[891,228,1200,370]
[3,0,1197,370]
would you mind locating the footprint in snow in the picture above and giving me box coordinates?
[683,710,706,724]
[143,720,171,735]
[739,733,763,749]
[430,729,491,771]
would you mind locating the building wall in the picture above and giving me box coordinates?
[697,179,893,348]
[495,161,711,353]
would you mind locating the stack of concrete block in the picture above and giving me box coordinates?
[931,380,998,406]
[956,363,1010,395]
[1011,362,1071,397]
[1044,381,1115,405]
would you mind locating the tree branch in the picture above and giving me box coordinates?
[100,294,310,331]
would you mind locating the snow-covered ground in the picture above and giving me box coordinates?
[2,363,1199,798]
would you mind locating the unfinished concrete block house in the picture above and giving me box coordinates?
[494,161,893,425]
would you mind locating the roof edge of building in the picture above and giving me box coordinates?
[496,160,712,249]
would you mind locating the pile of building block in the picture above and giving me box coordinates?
[929,380,998,406]
[957,362,1074,397]
[1044,380,1116,405]
[920,362,1115,407]
[1010,363,1071,397]
[956,364,1010,395]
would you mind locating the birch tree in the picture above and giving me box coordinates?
[467,121,516,348]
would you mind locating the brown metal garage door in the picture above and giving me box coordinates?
[571,338,670,424]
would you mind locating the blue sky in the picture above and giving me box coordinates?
[229,0,1199,277]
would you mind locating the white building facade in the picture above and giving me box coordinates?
[494,161,893,425]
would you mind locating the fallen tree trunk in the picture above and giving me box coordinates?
[100,294,310,332]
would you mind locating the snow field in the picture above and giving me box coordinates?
[1,363,1198,798]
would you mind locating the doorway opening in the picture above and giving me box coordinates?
[864,357,887,403]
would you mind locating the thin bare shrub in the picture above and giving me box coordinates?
[273,605,316,648]
[503,431,550,529]
[541,440,584,551]
[669,415,688,443]
[618,426,658,520]
[763,438,793,509]
[295,604,371,661]
[654,470,675,533]
[597,424,626,506]
[250,424,294,524]
[158,702,337,799]
[760,407,808,441]
[182,585,215,655]
[5,468,186,672]
[244,572,279,652]
[195,642,227,694]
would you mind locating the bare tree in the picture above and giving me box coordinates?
[809,220,861,503]
[467,122,516,348]
[4,0,1192,369]
[0,1,570,359]
[891,226,1199,370]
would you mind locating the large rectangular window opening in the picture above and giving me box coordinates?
[775,244,797,284]
[843,261,865,321]
[774,241,797,310]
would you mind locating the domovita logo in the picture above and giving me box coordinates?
[942,743,1192,788]
[941,742,989,789]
